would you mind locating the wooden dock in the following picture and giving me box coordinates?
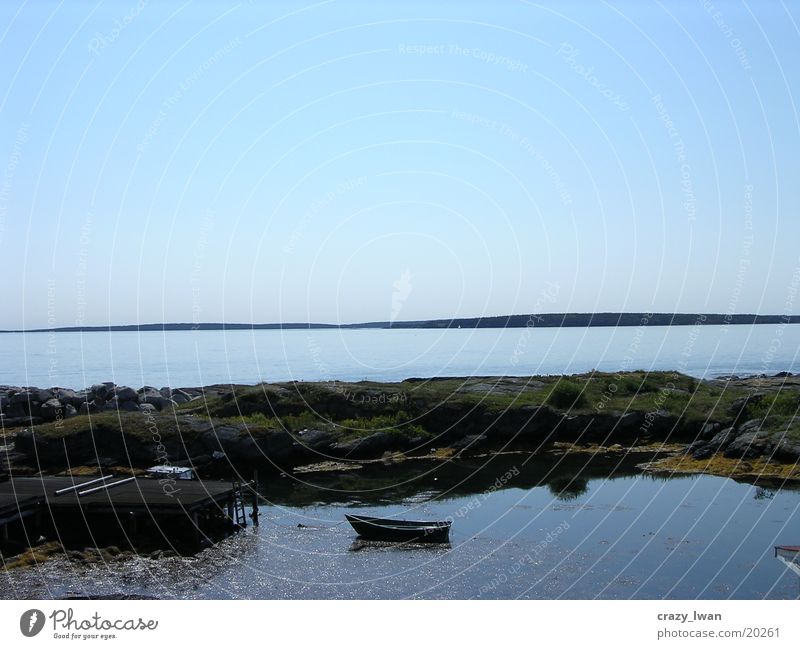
[0,475,249,546]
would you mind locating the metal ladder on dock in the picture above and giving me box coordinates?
[231,480,248,527]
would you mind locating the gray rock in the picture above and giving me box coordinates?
[79,401,99,416]
[728,393,765,425]
[724,431,772,459]
[708,426,737,449]
[140,394,175,411]
[9,389,47,405]
[294,429,334,452]
[738,418,764,435]
[3,402,26,418]
[40,398,63,422]
[54,389,80,408]
[698,422,721,440]
[774,439,800,463]
[90,383,111,400]
[691,427,737,459]
[333,432,397,458]
[64,404,78,418]
[138,403,158,414]
[169,390,192,404]
[35,388,54,402]
[114,386,138,402]
[103,397,140,412]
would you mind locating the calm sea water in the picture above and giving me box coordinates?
[4,454,799,599]
[1,324,799,389]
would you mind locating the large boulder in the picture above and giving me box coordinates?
[10,388,52,406]
[728,393,765,425]
[724,431,772,459]
[197,424,294,464]
[168,390,193,404]
[114,386,139,402]
[691,427,737,459]
[54,389,81,408]
[140,394,175,411]
[89,383,113,400]
[773,439,800,463]
[40,398,63,422]
[102,396,140,412]
[78,400,100,416]
[293,429,335,453]
[3,402,26,418]
[697,422,721,440]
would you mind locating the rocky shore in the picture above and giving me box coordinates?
[1,371,798,481]
[0,382,205,427]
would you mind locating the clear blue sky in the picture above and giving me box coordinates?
[0,0,798,329]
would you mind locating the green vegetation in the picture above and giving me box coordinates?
[547,381,587,409]
[28,411,186,442]
[24,372,800,458]
[223,410,325,432]
[335,411,430,441]
[748,391,800,419]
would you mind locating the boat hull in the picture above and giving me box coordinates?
[345,515,451,543]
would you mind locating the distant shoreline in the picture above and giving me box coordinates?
[3,312,799,333]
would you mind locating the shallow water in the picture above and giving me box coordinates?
[4,454,800,599]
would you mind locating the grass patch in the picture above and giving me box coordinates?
[223,411,328,432]
[749,391,800,419]
[336,411,429,440]
[29,412,185,442]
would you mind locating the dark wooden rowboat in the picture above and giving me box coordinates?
[345,514,451,543]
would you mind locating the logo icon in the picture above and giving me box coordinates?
[20,609,45,637]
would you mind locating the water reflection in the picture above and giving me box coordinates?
[4,451,800,600]
[257,449,652,508]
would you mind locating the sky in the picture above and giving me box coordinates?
[0,0,798,329]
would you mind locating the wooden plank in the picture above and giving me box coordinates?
[0,476,238,516]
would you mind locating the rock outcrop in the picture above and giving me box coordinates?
[685,418,800,463]
[0,381,199,427]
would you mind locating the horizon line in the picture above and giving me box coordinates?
[3,311,799,333]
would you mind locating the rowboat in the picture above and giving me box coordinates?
[345,514,451,543]
[775,545,800,577]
